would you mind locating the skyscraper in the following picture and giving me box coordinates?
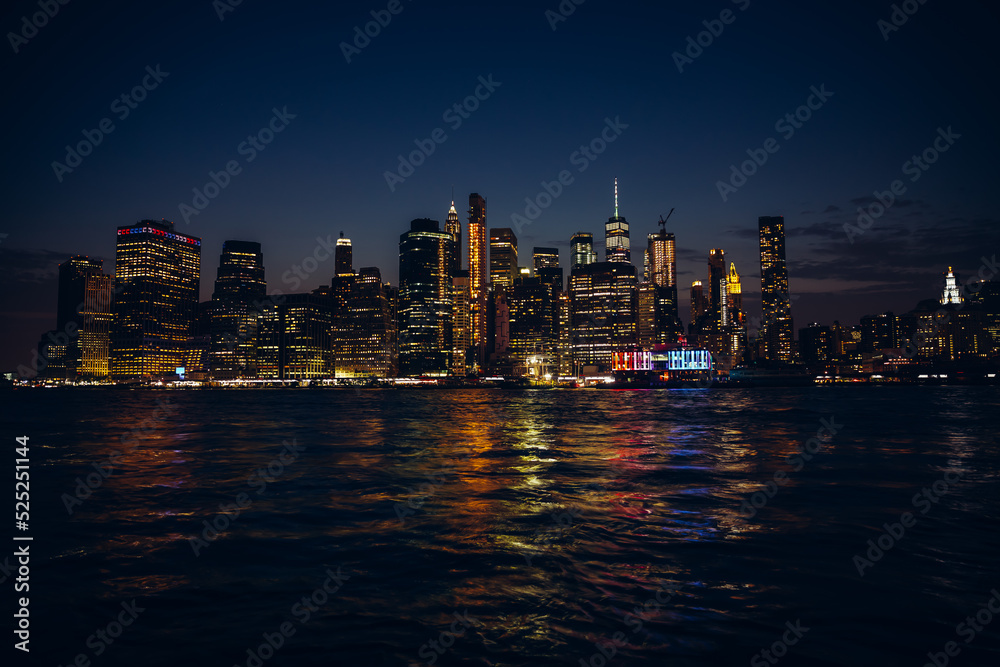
[399,218,453,376]
[605,178,630,263]
[533,247,563,290]
[569,261,637,369]
[451,270,472,376]
[727,262,746,364]
[940,267,963,305]
[445,201,462,275]
[335,233,353,276]
[758,215,794,363]
[54,256,113,380]
[570,232,597,269]
[489,227,518,293]
[256,293,332,379]
[209,240,266,379]
[533,247,559,272]
[647,231,677,289]
[110,220,201,381]
[645,224,682,343]
[690,281,706,337]
[335,267,396,378]
[468,193,488,368]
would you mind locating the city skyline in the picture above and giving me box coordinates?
[13,197,998,382]
[4,1,1000,372]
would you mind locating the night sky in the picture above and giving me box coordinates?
[2,0,999,371]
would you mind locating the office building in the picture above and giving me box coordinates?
[489,227,518,293]
[399,218,453,376]
[758,215,794,363]
[209,240,266,379]
[110,220,201,381]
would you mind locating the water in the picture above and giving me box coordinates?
[6,387,1000,666]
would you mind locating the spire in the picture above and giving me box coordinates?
[614,178,619,218]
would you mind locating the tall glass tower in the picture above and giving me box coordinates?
[209,240,266,379]
[758,215,794,363]
[111,219,201,380]
[605,178,630,263]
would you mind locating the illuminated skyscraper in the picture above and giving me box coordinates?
[534,247,563,290]
[335,232,353,276]
[533,247,559,272]
[605,178,630,263]
[468,193,488,367]
[759,215,794,363]
[335,267,396,378]
[451,270,472,375]
[399,218,453,376]
[727,262,746,364]
[647,231,677,289]
[571,232,597,269]
[256,293,332,379]
[509,272,559,376]
[445,201,462,275]
[110,220,201,381]
[209,240,266,379]
[644,226,682,343]
[489,227,518,293]
[940,267,963,305]
[569,261,637,369]
[53,256,113,380]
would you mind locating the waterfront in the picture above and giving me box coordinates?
[7,387,1000,666]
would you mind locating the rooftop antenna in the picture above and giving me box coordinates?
[614,178,619,218]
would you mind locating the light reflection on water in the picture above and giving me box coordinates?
[10,387,1000,666]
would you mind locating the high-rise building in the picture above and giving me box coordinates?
[110,220,201,381]
[445,201,462,276]
[759,215,794,363]
[605,178,630,263]
[335,267,396,378]
[647,231,677,289]
[690,281,706,337]
[571,232,597,270]
[727,263,746,364]
[509,273,559,376]
[533,247,559,272]
[644,225,682,344]
[489,227,518,293]
[335,233,353,276]
[799,323,832,364]
[468,193,488,368]
[860,312,897,352]
[940,267,963,305]
[51,256,113,380]
[256,293,332,379]
[451,270,472,376]
[209,240,266,379]
[569,261,637,369]
[399,218,453,376]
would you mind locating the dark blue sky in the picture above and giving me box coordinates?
[3,0,999,370]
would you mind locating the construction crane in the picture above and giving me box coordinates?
[658,208,675,232]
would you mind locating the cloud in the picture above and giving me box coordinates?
[0,248,90,284]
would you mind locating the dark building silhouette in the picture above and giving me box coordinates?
[758,215,794,363]
[399,218,453,376]
[209,240,266,379]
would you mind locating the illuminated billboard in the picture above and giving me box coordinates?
[667,349,712,371]
[612,350,652,371]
